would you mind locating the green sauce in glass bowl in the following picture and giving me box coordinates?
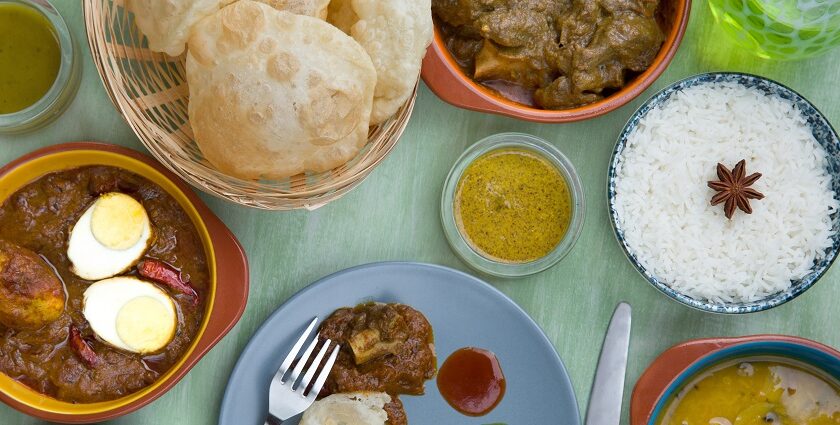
[0,2,61,114]
[0,0,80,134]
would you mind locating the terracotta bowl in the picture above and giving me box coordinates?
[0,142,249,423]
[631,335,840,425]
[421,1,692,123]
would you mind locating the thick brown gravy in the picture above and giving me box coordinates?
[0,166,208,403]
[433,0,665,109]
[318,302,437,425]
[319,302,437,397]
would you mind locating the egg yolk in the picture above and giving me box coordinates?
[116,296,176,353]
[91,193,148,250]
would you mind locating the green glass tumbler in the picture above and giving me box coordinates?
[708,0,840,60]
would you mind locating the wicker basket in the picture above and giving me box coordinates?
[83,0,417,210]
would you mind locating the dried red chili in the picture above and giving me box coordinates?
[69,325,99,368]
[137,259,198,304]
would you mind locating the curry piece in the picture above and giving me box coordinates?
[433,0,665,109]
[384,396,408,425]
[319,303,437,396]
[0,166,209,403]
[347,325,405,365]
[0,240,65,330]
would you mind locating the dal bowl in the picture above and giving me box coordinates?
[608,72,840,314]
[421,0,692,123]
[0,142,249,423]
[631,335,840,425]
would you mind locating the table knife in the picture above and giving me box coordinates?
[585,302,632,425]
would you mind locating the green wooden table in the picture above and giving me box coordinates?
[2,1,839,424]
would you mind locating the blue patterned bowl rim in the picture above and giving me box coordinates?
[607,71,840,314]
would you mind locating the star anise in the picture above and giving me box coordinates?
[708,159,765,219]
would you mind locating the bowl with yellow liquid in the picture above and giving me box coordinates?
[709,0,840,60]
[0,0,80,134]
[632,335,840,425]
[440,133,586,278]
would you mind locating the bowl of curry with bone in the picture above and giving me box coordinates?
[422,0,691,122]
[0,142,248,423]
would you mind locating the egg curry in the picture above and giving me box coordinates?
[658,359,840,425]
[0,166,208,403]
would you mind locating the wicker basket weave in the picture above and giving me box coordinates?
[83,0,417,210]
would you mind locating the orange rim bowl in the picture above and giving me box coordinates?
[0,142,249,423]
[421,0,692,123]
[630,335,840,425]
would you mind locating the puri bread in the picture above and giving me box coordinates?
[329,0,433,125]
[259,0,330,19]
[127,0,330,57]
[127,0,235,56]
[300,392,391,425]
[186,0,376,179]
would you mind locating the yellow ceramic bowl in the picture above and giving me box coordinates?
[0,142,249,423]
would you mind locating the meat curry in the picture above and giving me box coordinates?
[433,0,665,109]
[319,302,437,425]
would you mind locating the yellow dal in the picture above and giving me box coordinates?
[454,148,571,263]
[0,3,60,114]
[658,360,840,425]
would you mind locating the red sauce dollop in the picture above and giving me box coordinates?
[437,347,506,416]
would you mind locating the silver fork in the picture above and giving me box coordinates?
[264,317,340,425]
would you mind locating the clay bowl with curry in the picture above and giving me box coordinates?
[632,335,840,425]
[0,142,249,423]
[422,0,692,123]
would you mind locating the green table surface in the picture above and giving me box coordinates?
[2,1,840,424]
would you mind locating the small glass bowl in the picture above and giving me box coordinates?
[440,133,586,278]
[0,0,80,134]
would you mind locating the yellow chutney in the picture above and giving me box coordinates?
[658,359,840,425]
[454,148,572,263]
[0,3,61,114]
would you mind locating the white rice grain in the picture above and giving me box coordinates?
[614,82,838,303]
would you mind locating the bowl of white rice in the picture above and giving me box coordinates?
[608,72,840,314]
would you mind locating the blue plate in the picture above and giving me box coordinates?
[607,72,840,314]
[218,262,580,425]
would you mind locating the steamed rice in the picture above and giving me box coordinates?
[614,81,839,303]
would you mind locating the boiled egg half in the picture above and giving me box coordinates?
[68,192,152,281]
[83,276,177,354]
